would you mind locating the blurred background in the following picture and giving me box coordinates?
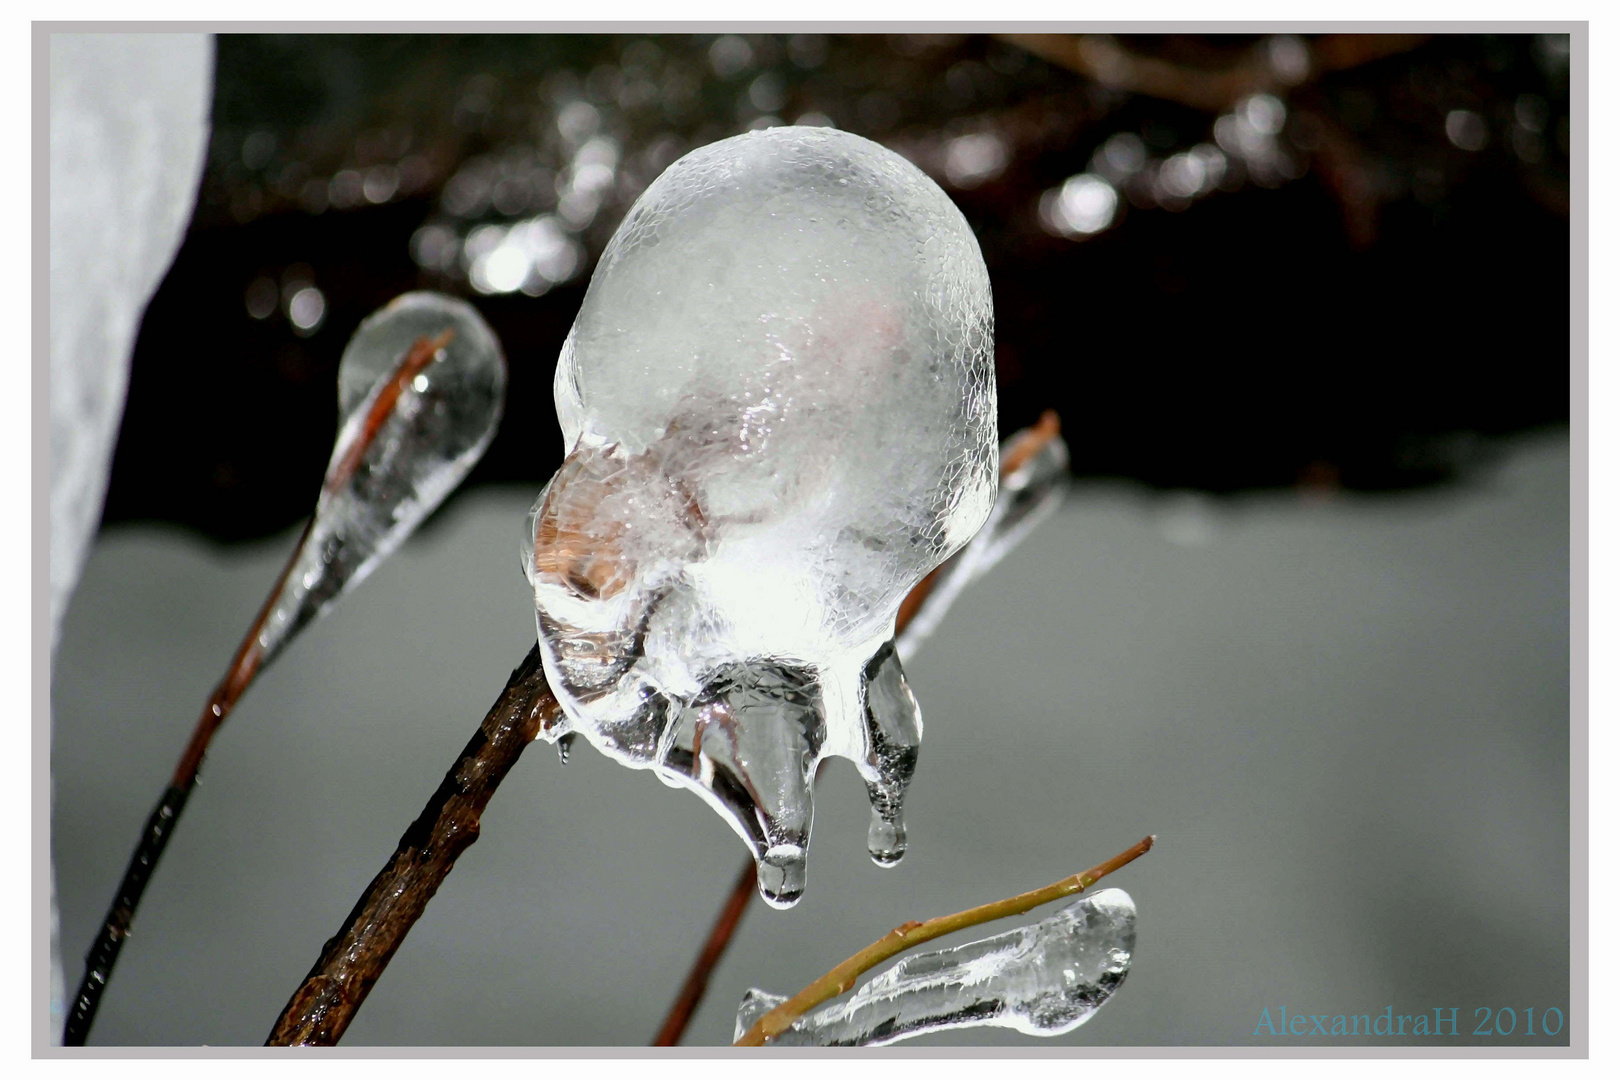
[53,32,1570,1047]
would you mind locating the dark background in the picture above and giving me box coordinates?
[102,32,1570,541]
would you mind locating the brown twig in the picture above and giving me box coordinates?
[651,411,1066,1046]
[65,329,456,1046]
[734,836,1155,1047]
[266,646,559,1046]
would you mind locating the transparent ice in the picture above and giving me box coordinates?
[896,421,1070,663]
[526,127,997,907]
[255,292,506,665]
[734,888,1136,1046]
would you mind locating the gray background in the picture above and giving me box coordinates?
[51,430,1570,1048]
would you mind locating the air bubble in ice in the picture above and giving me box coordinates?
[525,127,997,907]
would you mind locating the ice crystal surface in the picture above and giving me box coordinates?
[255,292,506,664]
[735,888,1136,1046]
[526,127,997,906]
[897,423,1069,662]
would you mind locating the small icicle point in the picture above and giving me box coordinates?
[556,731,577,765]
[858,640,921,867]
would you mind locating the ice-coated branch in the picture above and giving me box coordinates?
[66,295,504,1046]
[896,410,1069,662]
[265,413,1071,1047]
[735,888,1136,1046]
[733,835,1154,1046]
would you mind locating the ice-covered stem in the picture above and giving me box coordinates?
[324,329,455,492]
[265,478,961,1048]
[67,332,447,1046]
[654,412,1068,1047]
[733,835,1155,1047]
[66,323,484,1046]
[267,646,559,1046]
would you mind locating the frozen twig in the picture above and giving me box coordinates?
[66,338,453,1044]
[733,836,1155,1047]
[270,412,1070,1047]
[66,323,485,1046]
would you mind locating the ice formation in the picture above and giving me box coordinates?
[526,126,997,907]
[255,292,506,665]
[896,416,1070,663]
[734,888,1136,1046]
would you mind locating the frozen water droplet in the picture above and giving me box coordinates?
[757,844,808,909]
[664,661,823,907]
[738,888,1136,1046]
[528,128,996,900]
[259,292,505,665]
[556,731,577,764]
[866,815,906,867]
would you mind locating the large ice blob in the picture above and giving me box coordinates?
[526,127,997,907]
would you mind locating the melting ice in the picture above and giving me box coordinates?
[735,888,1136,1046]
[256,292,506,665]
[525,126,998,907]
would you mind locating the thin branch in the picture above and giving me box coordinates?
[733,835,1156,1047]
[63,515,310,1046]
[266,646,558,1046]
[64,331,455,1046]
